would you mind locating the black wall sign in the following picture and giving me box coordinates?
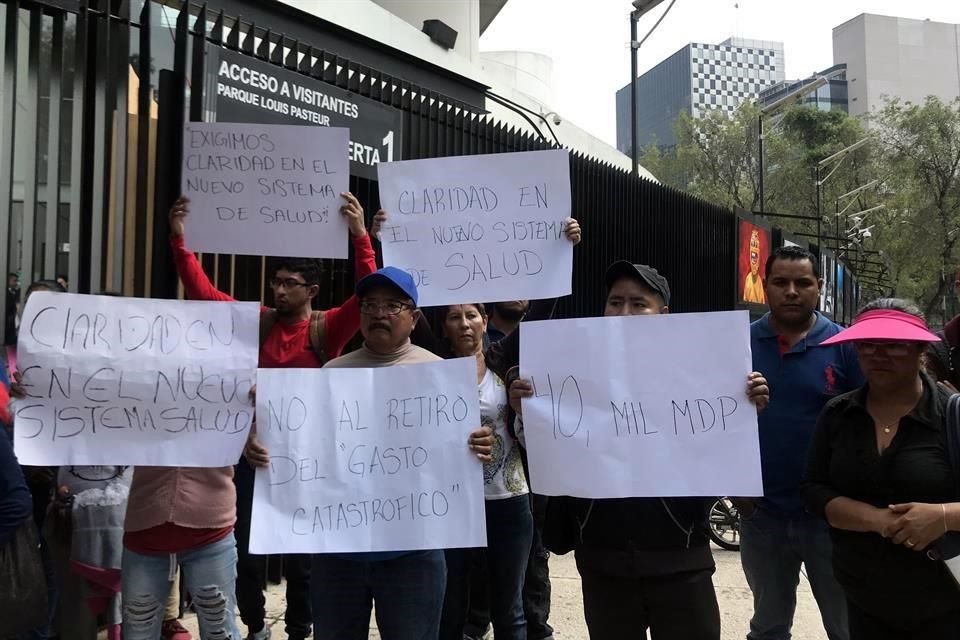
[211,48,403,180]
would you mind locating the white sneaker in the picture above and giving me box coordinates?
[246,627,271,640]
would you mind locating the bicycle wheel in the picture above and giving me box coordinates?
[707,497,741,551]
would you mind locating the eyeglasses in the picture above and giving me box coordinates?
[855,341,913,357]
[359,300,411,316]
[269,277,310,290]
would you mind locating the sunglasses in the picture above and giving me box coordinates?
[854,341,913,357]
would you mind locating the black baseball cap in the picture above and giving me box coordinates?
[605,261,671,305]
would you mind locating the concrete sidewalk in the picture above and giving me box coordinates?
[171,547,829,639]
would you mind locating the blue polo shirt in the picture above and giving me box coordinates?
[752,312,864,515]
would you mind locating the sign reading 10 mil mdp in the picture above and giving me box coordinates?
[211,48,403,180]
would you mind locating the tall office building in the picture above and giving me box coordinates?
[834,14,960,117]
[616,37,785,154]
[759,64,849,113]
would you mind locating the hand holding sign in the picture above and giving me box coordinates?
[14,293,259,467]
[377,150,573,306]
[181,122,350,259]
[171,190,367,245]
[251,359,486,554]
[519,312,763,498]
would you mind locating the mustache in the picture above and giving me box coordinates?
[368,322,391,332]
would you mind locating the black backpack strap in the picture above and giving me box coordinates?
[308,310,327,364]
[259,309,278,349]
[945,393,960,497]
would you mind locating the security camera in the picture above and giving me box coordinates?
[552,114,562,126]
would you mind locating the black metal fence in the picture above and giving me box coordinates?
[0,0,738,345]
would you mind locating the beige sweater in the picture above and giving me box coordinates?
[323,340,441,369]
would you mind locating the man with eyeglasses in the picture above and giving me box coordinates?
[261,265,493,639]
[168,193,377,640]
[738,245,864,640]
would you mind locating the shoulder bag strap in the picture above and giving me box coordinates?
[308,310,327,364]
[259,309,277,349]
[946,393,960,497]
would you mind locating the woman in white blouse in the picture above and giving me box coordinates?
[438,302,533,640]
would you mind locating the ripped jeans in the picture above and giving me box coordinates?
[122,534,240,640]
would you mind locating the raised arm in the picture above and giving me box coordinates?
[169,197,235,302]
[485,217,581,380]
[320,195,378,359]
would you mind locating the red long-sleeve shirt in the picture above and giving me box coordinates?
[169,233,377,367]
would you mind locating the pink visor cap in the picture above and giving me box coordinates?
[819,310,942,346]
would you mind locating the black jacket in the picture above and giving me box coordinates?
[544,494,714,577]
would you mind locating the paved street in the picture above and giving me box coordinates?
[171,547,829,639]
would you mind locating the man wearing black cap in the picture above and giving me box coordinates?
[510,261,769,640]
[308,266,496,640]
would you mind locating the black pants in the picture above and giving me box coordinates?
[579,567,720,640]
[234,458,312,638]
[524,494,554,640]
[462,551,491,638]
[848,599,960,640]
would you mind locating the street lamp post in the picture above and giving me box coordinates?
[838,204,884,256]
[629,0,669,177]
[836,180,883,252]
[814,136,871,252]
[630,12,639,176]
[757,74,832,214]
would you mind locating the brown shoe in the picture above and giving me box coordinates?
[161,618,193,640]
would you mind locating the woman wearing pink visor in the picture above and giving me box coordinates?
[803,298,958,640]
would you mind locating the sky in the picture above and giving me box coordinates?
[480,0,960,146]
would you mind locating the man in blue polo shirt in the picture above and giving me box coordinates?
[740,245,862,640]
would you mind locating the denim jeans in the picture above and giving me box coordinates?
[122,534,240,640]
[740,505,849,640]
[234,459,311,638]
[311,550,446,640]
[441,495,534,640]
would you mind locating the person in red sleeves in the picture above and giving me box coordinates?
[118,194,377,640]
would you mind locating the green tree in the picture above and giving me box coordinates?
[640,100,960,319]
[872,97,960,321]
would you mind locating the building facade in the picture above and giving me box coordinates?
[759,64,849,113]
[616,37,785,153]
[833,13,960,117]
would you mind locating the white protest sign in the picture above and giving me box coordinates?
[181,122,350,259]
[377,150,572,306]
[520,312,762,498]
[250,358,487,554]
[14,293,259,467]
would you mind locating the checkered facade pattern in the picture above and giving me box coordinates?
[616,37,786,152]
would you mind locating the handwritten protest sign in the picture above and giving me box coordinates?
[181,122,349,259]
[13,293,259,467]
[250,358,486,554]
[377,150,572,306]
[520,312,762,498]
